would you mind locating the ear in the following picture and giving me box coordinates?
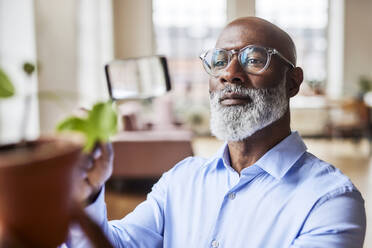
[287,67,303,98]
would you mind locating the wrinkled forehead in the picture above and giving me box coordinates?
[216,24,276,50]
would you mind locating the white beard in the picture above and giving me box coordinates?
[209,80,288,141]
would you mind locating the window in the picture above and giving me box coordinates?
[256,0,328,85]
[152,0,226,133]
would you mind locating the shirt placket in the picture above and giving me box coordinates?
[208,165,264,247]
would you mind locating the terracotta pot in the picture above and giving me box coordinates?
[0,137,83,247]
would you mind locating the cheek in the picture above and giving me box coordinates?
[248,74,277,89]
[250,66,287,89]
[208,77,219,94]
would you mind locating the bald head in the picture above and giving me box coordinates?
[216,17,297,66]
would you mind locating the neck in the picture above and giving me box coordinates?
[227,110,291,174]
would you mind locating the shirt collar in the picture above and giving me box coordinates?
[212,132,307,179]
[253,131,307,179]
[206,141,230,170]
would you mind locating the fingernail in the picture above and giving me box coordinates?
[93,147,102,159]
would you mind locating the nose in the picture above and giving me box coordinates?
[218,56,247,85]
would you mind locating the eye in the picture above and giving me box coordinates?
[244,57,265,67]
[213,60,227,67]
[247,59,263,64]
[210,49,228,69]
[240,47,268,69]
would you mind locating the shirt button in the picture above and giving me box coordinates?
[228,192,236,200]
[211,240,219,247]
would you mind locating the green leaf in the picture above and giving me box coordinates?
[23,62,36,76]
[56,101,118,153]
[84,136,97,153]
[88,101,118,142]
[56,116,88,133]
[0,68,15,98]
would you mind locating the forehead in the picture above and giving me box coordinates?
[215,24,275,50]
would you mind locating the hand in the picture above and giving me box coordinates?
[75,142,114,205]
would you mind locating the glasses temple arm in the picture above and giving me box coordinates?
[272,49,295,68]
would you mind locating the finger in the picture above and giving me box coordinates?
[92,145,102,160]
[100,142,114,160]
[79,154,94,171]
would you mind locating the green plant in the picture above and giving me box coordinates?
[0,67,15,98]
[20,62,36,141]
[358,76,372,94]
[0,67,15,142]
[307,79,324,93]
[1,64,117,152]
[56,101,118,152]
[23,62,35,76]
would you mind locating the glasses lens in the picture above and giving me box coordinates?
[239,46,268,74]
[203,49,229,75]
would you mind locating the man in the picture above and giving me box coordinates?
[67,17,366,247]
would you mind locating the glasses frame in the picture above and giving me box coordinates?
[199,44,295,76]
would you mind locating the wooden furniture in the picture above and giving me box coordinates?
[111,130,193,178]
[291,95,369,140]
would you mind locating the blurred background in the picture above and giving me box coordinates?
[1,0,372,246]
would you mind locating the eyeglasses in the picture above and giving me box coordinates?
[199,44,295,76]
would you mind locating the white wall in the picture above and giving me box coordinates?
[34,0,114,133]
[34,0,79,133]
[327,0,372,98]
[77,0,114,108]
[343,0,372,97]
[227,0,255,22]
[112,0,154,58]
[327,0,345,99]
[0,0,39,143]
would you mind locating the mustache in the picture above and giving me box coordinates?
[210,85,252,101]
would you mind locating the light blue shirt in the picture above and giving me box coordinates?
[66,132,366,247]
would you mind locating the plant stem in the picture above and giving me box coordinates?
[20,76,32,142]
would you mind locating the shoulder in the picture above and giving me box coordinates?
[293,153,366,246]
[148,156,210,196]
[293,152,362,203]
[156,155,219,188]
[303,152,354,186]
[166,156,211,176]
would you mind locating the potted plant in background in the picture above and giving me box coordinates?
[359,76,372,105]
[307,79,325,95]
[0,68,15,98]
[0,66,116,247]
